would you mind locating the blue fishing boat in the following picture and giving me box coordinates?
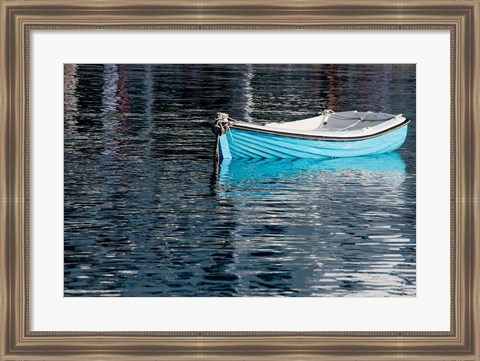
[213,110,409,159]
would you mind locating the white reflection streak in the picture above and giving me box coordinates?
[102,64,119,117]
[243,64,254,121]
[144,64,154,140]
[101,64,119,155]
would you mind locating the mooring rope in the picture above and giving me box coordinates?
[213,112,235,139]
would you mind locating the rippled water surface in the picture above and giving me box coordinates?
[64,64,416,296]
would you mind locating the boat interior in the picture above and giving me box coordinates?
[264,111,402,132]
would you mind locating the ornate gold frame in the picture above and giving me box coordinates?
[1,1,479,359]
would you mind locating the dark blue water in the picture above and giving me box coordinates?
[64,64,416,297]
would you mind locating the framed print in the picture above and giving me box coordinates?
[1,0,479,360]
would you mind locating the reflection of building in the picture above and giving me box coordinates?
[325,64,338,110]
[242,64,254,121]
[141,64,154,159]
[324,64,392,112]
[229,64,255,121]
[117,65,131,118]
[100,64,132,155]
[64,64,78,116]
[101,64,119,115]
[359,64,390,111]
[100,64,120,156]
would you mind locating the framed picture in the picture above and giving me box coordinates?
[1,0,478,359]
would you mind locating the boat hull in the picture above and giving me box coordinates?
[217,123,408,159]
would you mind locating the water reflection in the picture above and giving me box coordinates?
[230,64,254,121]
[64,64,78,116]
[64,64,416,297]
[217,153,406,190]
[212,154,413,296]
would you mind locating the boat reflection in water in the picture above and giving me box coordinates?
[217,152,406,195]
[214,152,414,297]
